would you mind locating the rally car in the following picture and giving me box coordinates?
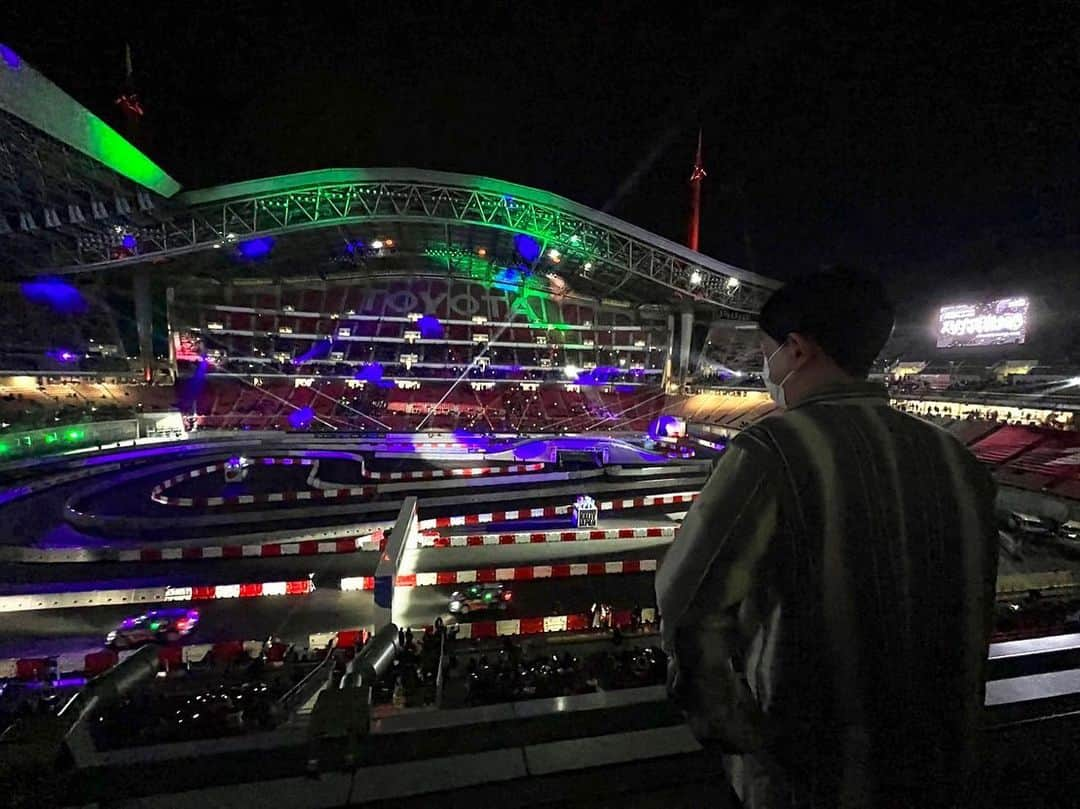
[448,583,512,615]
[105,608,200,648]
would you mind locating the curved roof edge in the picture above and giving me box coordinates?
[178,167,780,290]
[0,45,181,197]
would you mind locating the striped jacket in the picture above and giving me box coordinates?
[656,381,998,805]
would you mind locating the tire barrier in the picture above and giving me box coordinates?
[339,559,658,592]
[0,578,315,613]
[415,525,677,548]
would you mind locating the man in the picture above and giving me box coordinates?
[656,268,998,808]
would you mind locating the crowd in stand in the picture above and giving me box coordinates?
[456,638,667,706]
[371,626,442,709]
[1,391,145,431]
[89,656,311,749]
[2,371,1077,439]
[891,400,1075,430]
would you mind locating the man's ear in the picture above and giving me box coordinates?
[786,332,819,367]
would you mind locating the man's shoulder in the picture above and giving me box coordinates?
[737,402,979,460]
[730,418,780,454]
[727,418,798,476]
[731,410,802,453]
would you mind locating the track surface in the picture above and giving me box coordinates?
[5,437,1074,666]
[0,572,659,658]
[0,440,694,661]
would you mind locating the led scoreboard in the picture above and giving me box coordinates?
[936,297,1029,349]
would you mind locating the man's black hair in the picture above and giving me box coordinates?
[757,266,895,378]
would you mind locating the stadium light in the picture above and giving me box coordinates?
[563,364,580,379]
[689,270,702,286]
[726,276,740,290]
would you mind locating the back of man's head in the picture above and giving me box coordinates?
[758,266,895,378]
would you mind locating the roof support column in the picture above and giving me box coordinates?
[661,313,676,390]
[133,267,154,383]
[678,309,695,389]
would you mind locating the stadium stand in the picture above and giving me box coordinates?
[0,282,134,376]
[187,377,665,433]
[0,380,175,430]
[172,278,668,388]
[668,390,777,430]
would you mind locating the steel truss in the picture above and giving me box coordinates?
[62,176,775,314]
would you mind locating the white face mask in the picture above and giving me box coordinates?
[763,342,796,408]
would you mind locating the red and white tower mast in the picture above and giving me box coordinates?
[115,43,144,133]
[687,129,706,251]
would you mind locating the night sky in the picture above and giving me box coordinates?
[6,2,1080,306]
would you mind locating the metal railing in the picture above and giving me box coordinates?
[306,623,400,773]
[279,640,339,717]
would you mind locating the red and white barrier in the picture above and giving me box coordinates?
[0,605,663,681]
[163,578,315,602]
[115,532,385,563]
[378,441,473,450]
[151,457,545,507]
[363,462,545,481]
[0,577,317,614]
[339,559,657,592]
[150,457,374,507]
[416,525,676,548]
[161,487,377,508]
[0,640,268,681]
[309,607,660,648]
[416,491,698,530]
[597,492,698,511]
[152,458,306,494]
[418,504,572,530]
[451,613,607,639]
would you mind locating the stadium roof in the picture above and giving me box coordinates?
[0,47,779,316]
[0,45,181,275]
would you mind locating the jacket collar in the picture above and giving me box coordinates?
[788,379,889,411]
